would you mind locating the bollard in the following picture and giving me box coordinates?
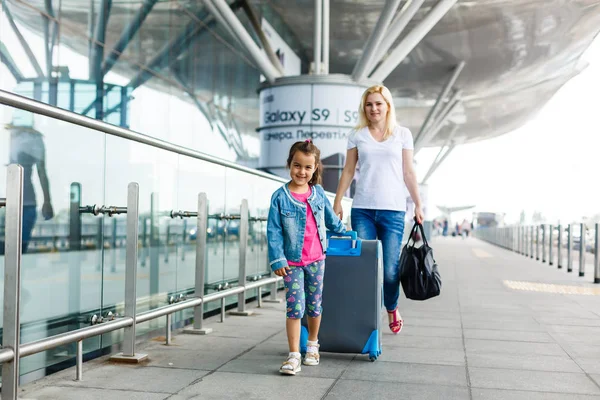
[567,224,573,273]
[536,225,540,261]
[594,223,599,284]
[542,224,546,263]
[579,223,586,277]
[548,225,554,266]
[530,226,534,259]
[557,224,563,269]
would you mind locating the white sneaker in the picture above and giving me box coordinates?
[279,353,301,375]
[303,343,320,366]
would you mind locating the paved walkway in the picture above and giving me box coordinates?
[20,237,600,399]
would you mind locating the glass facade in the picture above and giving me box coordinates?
[0,0,351,380]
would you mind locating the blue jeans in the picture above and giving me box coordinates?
[351,208,405,311]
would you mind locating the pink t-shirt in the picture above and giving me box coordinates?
[288,187,325,266]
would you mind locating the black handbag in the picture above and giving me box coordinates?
[399,222,441,301]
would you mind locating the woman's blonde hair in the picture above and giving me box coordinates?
[355,85,397,140]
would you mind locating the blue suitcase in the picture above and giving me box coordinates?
[300,231,383,361]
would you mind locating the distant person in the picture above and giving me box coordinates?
[333,85,424,335]
[443,219,448,236]
[4,125,54,254]
[267,140,345,375]
[461,219,471,238]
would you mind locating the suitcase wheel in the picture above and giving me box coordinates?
[369,353,378,362]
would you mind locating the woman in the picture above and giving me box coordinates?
[333,85,423,334]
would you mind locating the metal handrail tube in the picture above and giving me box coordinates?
[20,317,133,357]
[0,89,285,183]
[136,277,281,323]
[0,349,14,363]
[137,297,205,324]
[244,277,281,291]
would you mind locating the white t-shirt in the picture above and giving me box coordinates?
[347,125,414,211]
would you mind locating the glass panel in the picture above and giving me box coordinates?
[0,105,105,375]
[102,135,178,338]
[176,154,226,306]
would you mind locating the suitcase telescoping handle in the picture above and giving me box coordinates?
[326,230,361,256]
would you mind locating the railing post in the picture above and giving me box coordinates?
[594,223,599,284]
[524,226,527,256]
[111,183,147,362]
[557,224,563,269]
[542,224,546,263]
[149,192,160,307]
[229,199,253,316]
[69,183,83,336]
[567,224,573,273]
[2,164,24,400]
[76,340,83,381]
[548,224,554,266]
[579,223,586,277]
[536,225,540,261]
[185,192,213,334]
[530,226,534,259]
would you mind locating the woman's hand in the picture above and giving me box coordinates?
[274,266,291,277]
[333,202,344,220]
[414,206,424,225]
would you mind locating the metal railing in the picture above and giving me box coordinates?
[0,166,282,399]
[474,223,600,284]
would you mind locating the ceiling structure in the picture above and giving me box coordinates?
[4,0,600,155]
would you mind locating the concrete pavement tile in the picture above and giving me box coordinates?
[399,316,463,328]
[462,320,544,332]
[574,358,600,374]
[398,325,463,338]
[218,355,353,379]
[56,365,206,394]
[341,361,468,387]
[463,328,555,342]
[469,368,600,394]
[467,352,582,372]
[20,386,168,400]
[472,388,600,399]
[168,371,334,400]
[465,339,567,356]
[324,379,470,400]
[379,347,466,366]
[383,335,465,350]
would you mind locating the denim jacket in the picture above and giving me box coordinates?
[267,183,345,271]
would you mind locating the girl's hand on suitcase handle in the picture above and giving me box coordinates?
[274,266,291,276]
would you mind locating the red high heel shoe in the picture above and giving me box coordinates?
[387,308,403,334]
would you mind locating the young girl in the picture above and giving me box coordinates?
[267,139,345,375]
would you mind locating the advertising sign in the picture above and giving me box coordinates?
[258,83,366,178]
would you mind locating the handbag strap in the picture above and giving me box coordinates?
[416,221,429,246]
[404,220,429,249]
[404,223,420,249]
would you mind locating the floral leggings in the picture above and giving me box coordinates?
[283,260,325,319]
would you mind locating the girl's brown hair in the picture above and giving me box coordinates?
[286,140,323,186]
